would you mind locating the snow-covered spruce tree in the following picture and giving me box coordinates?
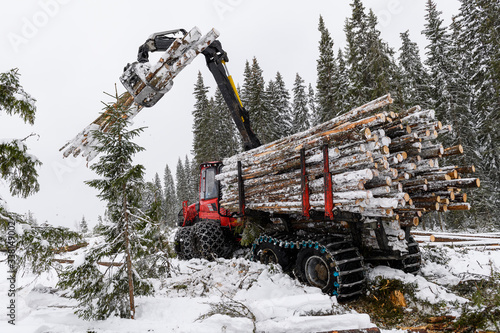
[344,0,368,109]
[344,2,399,108]
[271,72,292,139]
[291,73,310,134]
[185,155,199,204]
[192,72,212,166]
[241,58,270,143]
[142,173,165,226]
[163,164,178,227]
[334,49,350,115]
[0,68,41,215]
[176,157,188,207]
[422,0,454,122]
[315,15,338,124]
[0,69,77,277]
[58,99,162,320]
[444,0,500,229]
[262,79,279,143]
[15,223,82,275]
[307,83,317,125]
[211,87,240,159]
[398,30,432,110]
[79,216,89,235]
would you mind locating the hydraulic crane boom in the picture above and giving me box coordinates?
[201,41,261,151]
[135,29,261,151]
[60,27,259,160]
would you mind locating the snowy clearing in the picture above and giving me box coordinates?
[1,233,499,332]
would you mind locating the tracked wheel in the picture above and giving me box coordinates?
[402,236,422,274]
[192,221,225,260]
[174,226,196,260]
[252,241,294,272]
[294,238,365,301]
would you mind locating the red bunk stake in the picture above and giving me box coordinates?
[323,145,334,219]
[300,148,310,219]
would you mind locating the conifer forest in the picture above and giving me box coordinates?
[1,0,499,332]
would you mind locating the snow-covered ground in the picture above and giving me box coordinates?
[1,233,499,333]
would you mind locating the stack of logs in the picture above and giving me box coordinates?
[217,94,479,227]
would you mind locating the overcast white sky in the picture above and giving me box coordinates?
[0,0,461,229]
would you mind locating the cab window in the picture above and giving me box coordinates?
[201,167,218,200]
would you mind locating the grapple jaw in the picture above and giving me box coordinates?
[120,62,173,108]
[61,27,220,161]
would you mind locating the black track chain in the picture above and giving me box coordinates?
[402,236,422,274]
[251,232,366,299]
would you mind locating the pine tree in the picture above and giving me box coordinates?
[163,164,178,227]
[316,15,338,123]
[291,73,310,133]
[58,98,158,320]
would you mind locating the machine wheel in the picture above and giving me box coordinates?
[253,241,294,272]
[402,236,422,274]
[294,239,365,300]
[174,226,196,260]
[192,221,225,260]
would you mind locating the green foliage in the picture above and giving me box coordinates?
[191,72,213,165]
[58,243,154,320]
[398,30,432,110]
[142,173,165,225]
[239,220,261,247]
[58,97,169,320]
[241,58,273,144]
[0,137,41,198]
[163,164,178,227]
[0,68,36,124]
[0,210,82,275]
[355,278,418,327]
[0,68,41,199]
[80,216,89,235]
[315,15,338,124]
[291,73,310,134]
[454,267,500,331]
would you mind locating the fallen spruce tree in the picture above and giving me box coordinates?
[217,94,478,229]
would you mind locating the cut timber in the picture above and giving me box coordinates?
[218,94,480,229]
[53,259,123,267]
[52,242,88,254]
[447,203,471,211]
[443,144,464,157]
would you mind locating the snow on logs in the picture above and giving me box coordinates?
[217,94,479,227]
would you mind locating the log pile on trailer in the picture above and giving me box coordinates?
[217,94,478,232]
